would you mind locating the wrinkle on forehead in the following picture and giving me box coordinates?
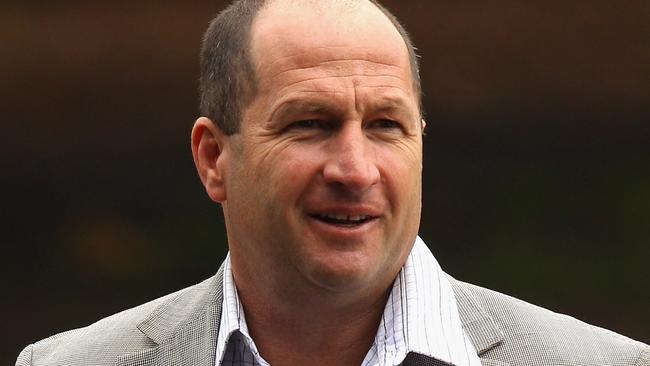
[275,74,406,93]
[264,54,406,81]
[265,60,407,92]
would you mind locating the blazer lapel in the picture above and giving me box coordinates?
[118,264,225,366]
[400,277,509,366]
[449,276,509,366]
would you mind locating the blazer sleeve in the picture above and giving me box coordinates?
[15,344,33,366]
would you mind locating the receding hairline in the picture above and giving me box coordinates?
[248,0,421,109]
[252,0,408,51]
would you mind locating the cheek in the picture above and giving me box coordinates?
[376,146,422,199]
[245,143,323,207]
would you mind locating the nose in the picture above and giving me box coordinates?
[322,125,380,193]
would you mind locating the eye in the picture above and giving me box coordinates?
[288,119,326,130]
[368,119,402,130]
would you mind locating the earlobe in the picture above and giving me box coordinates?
[191,117,228,203]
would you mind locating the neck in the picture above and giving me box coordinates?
[231,260,393,366]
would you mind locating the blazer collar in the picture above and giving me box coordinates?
[449,276,508,366]
[117,264,225,366]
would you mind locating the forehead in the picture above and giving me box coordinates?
[249,0,412,87]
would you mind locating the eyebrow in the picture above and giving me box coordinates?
[365,94,419,122]
[371,99,411,115]
[269,97,341,123]
[268,90,417,124]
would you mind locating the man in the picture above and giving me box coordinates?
[16,0,649,365]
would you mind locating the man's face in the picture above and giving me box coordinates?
[222,1,423,294]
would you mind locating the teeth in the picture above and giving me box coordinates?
[330,214,348,220]
[320,214,369,222]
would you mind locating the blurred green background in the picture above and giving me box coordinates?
[2,1,649,363]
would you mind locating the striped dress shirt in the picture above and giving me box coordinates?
[215,236,481,366]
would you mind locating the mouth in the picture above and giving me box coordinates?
[309,213,377,227]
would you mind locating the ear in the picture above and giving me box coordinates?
[421,119,427,135]
[191,117,229,203]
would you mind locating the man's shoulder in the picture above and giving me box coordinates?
[451,278,650,366]
[16,275,220,366]
[16,294,164,366]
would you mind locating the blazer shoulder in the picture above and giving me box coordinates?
[451,278,650,366]
[18,276,218,366]
[636,347,650,366]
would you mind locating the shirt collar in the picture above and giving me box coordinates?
[362,236,481,366]
[215,236,481,366]
[216,254,269,366]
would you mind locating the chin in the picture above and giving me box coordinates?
[302,254,386,294]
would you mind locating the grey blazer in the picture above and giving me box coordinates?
[16,265,650,366]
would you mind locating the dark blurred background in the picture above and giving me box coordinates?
[2,0,649,363]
